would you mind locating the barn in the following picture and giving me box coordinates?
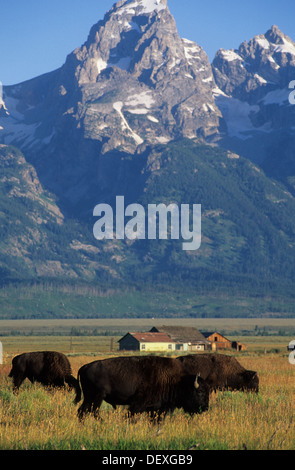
[202,331,247,351]
[231,341,247,352]
[202,332,232,351]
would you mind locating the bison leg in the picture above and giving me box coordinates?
[78,399,92,421]
[77,400,102,421]
[77,394,103,421]
[146,407,167,424]
[92,397,103,419]
[128,405,165,424]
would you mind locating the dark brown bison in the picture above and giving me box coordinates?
[74,355,210,421]
[177,354,259,392]
[9,351,79,393]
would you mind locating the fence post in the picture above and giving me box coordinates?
[0,342,3,365]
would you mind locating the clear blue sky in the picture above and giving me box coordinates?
[0,0,294,85]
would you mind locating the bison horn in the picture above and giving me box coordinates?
[194,374,200,389]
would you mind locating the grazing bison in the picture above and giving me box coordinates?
[75,355,210,420]
[9,351,79,393]
[177,354,259,392]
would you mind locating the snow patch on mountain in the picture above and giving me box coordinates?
[97,58,108,74]
[256,37,270,50]
[0,92,56,151]
[260,88,290,106]
[125,91,155,109]
[274,37,295,56]
[183,38,201,64]
[117,0,166,15]
[113,101,144,145]
[219,49,243,62]
[215,93,272,139]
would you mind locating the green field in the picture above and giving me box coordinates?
[0,334,292,359]
[1,317,294,356]
[1,317,295,335]
[0,318,294,450]
[0,349,294,450]
[1,283,295,320]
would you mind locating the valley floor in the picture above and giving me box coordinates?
[0,331,294,450]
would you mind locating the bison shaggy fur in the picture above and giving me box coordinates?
[9,351,78,393]
[75,355,210,420]
[177,354,259,392]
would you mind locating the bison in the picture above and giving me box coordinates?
[74,355,210,421]
[9,351,79,393]
[177,354,259,392]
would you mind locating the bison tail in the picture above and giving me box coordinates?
[66,375,80,394]
[74,371,82,404]
[8,369,13,378]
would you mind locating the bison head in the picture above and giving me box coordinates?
[227,369,259,392]
[241,370,259,392]
[177,374,210,415]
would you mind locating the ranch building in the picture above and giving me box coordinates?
[118,326,211,352]
[150,326,211,352]
[118,332,175,352]
[202,332,247,352]
[201,332,232,351]
[231,341,247,352]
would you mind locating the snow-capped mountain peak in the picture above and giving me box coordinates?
[1,3,295,203]
[0,0,220,185]
[212,24,295,176]
[116,0,167,15]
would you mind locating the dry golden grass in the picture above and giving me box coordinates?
[0,353,294,450]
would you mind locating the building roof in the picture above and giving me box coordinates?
[201,331,217,338]
[119,332,173,344]
[151,326,210,344]
[201,331,230,342]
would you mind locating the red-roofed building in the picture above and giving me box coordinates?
[118,326,210,352]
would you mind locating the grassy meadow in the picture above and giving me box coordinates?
[0,319,294,450]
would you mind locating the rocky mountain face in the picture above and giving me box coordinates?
[0,144,125,282]
[1,4,294,202]
[0,0,220,214]
[1,1,295,316]
[212,25,295,190]
[74,0,220,144]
